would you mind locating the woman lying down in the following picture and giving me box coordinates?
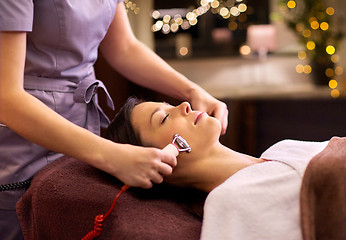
[105,97,337,240]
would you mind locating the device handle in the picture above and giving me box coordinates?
[162,143,179,157]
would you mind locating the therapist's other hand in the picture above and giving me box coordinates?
[111,144,177,189]
[189,89,229,135]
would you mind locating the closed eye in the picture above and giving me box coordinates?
[162,114,169,124]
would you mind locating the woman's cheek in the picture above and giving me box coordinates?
[155,130,175,149]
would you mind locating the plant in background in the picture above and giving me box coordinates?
[278,0,344,90]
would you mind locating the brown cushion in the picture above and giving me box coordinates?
[16,156,202,240]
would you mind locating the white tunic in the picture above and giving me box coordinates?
[201,140,328,240]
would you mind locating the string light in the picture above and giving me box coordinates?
[306,41,315,50]
[331,54,340,63]
[329,79,338,89]
[296,64,304,73]
[331,89,340,98]
[287,0,296,9]
[310,20,319,30]
[179,47,189,56]
[239,45,251,56]
[303,65,312,74]
[151,0,249,34]
[325,68,334,78]
[335,66,343,76]
[124,0,140,14]
[320,22,329,31]
[302,29,311,38]
[326,45,335,55]
[326,7,335,16]
[297,51,306,60]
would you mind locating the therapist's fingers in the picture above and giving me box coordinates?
[146,149,176,185]
[157,160,175,176]
[211,102,229,135]
[150,171,165,184]
[222,110,229,134]
[188,87,229,135]
[112,146,177,189]
[146,160,174,185]
[160,150,177,168]
[149,150,177,184]
[220,107,229,135]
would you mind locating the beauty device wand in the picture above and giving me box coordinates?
[82,134,191,240]
[162,134,192,156]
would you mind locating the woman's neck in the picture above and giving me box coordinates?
[167,143,263,193]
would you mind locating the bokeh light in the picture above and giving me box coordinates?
[310,21,319,30]
[320,22,329,31]
[331,54,340,63]
[335,66,343,76]
[228,21,238,30]
[302,29,311,38]
[326,45,335,55]
[325,68,334,78]
[296,64,304,73]
[179,47,189,56]
[298,51,307,60]
[328,79,338,89]
[238,3,247,12]
[287,0,296,9]
[326,7,335,16]
[331,89,340,98]
[306,41,316,50]
[151,0,249,34]
[239,45,251,56]
[303,65,312,74]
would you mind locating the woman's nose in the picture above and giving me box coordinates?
[178,102,191,115]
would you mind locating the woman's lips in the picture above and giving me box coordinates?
[194,112,206,125]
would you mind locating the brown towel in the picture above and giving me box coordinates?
[300,137,346,240]
[16,156,202,240]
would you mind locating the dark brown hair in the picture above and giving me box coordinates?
[105,96,143,146]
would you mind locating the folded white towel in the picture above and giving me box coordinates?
[201,139,328,240]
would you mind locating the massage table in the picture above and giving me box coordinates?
[16,137,346,239]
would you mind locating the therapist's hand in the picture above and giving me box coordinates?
[189,88,229,135]
[110,144,177,189]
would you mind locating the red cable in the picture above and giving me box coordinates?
[81,184,130,240]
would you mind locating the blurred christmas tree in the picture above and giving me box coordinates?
[279,0,344,85]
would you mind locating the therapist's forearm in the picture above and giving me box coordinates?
[104,39,204,102]
[99,2,206,102]
[0,89,111,168]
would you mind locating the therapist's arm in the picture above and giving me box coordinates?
[0,32,176,188]
[99,3,228,134]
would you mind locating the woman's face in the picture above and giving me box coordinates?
[130,101,221,152]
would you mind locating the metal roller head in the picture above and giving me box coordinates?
[172,134,191,153]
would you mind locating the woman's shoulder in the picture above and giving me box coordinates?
[260,139,329,176]
[260,139,329,162]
